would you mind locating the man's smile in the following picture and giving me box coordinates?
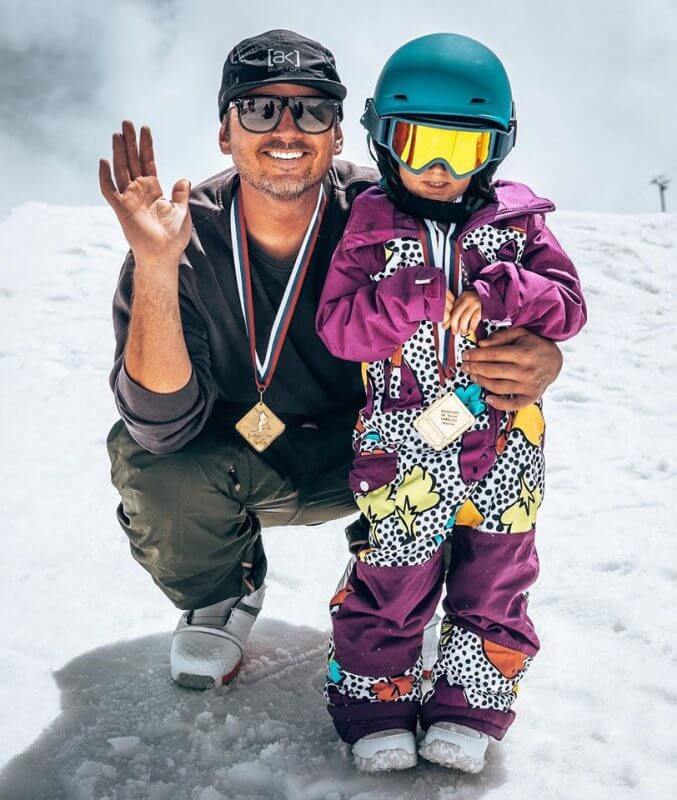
[264,149,306,160]
[259,144,314,166]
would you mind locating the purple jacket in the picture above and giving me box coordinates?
[315,181,587,363]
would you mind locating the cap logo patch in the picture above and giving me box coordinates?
[267,48,301,71]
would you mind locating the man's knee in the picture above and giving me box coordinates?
[105,419,257,607]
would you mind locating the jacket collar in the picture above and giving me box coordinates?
[340,181,555,251]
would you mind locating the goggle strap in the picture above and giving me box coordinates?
[361,99,388,142]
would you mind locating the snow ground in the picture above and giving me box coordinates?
[0,202,675,799]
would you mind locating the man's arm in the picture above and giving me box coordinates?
[460,327,563,411]
[124,257,192,393]
[110,254,217,454]
[101,120,215,453]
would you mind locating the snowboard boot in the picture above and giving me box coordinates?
[170,584,265,689]
[352,729,417,773]
[419,721,489,773]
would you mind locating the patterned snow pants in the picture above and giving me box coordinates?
[325,399,546,744]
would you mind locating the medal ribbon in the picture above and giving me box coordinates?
[421,219,463,381]
[231,183,327,394]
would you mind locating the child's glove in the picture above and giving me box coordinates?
[443,289,482,334]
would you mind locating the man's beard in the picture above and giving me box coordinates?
[239,165,322,201]
[233,141,333,202]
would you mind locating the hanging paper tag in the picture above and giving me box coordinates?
[413,392,475,451]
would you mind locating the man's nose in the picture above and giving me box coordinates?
[275,106,300,136]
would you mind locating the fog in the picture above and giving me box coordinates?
[1,0,675,217]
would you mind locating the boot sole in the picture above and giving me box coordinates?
[419,739,485,773]
[354,748,417,773]
[173,659,241,690]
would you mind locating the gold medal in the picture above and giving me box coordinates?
[235,399,286,453]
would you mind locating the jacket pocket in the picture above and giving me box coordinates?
[459,406,503,484]
[382,356,423,413]
[349,451,398,495]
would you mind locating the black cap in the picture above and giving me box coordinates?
[218,29,347,119]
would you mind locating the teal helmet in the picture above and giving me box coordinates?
[361,33,516,217]
[367,32,515,132]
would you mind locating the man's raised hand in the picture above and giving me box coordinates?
[99,121,192,268]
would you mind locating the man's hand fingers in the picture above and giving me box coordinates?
[460,359,524,380]
[171,178,191,207]
[469,308,481,333]
[112,132,131,193]
[477,326,527,347]
[486,393,534,412]
[139,126,158,177]
[470,375,523,394]
[122,120,142,180]
[98,159,122,209]
[462,343,527,364]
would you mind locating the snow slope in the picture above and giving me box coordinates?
[0,202,675,799]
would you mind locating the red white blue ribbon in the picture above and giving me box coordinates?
[423,218,463,377]
[230,182,327,393]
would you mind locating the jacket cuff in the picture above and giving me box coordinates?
[116,361,200,423]
[473,278,509,324]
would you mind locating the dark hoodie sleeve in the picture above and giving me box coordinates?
[109,251,217,454]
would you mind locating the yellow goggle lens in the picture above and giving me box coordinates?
[392,121,492,175]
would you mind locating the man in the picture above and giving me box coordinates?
[101,29,562,694]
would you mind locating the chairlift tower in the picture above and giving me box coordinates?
[650,175,670,212]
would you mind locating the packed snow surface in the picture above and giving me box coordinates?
[1,201,675,798]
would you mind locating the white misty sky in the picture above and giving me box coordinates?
[1,0,675,217]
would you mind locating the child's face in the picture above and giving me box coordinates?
[398,163,471,202]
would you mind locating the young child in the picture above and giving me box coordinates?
[315,33,587,774]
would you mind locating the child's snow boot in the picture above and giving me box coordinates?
[352,729,417,773]
[419,721,489,773]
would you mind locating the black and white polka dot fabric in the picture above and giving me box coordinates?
[327,226,545,730]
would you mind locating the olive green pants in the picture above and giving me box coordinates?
[106,411,359,610]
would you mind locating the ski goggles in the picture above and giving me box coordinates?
[228,95,343,134]
[362,101,515,179]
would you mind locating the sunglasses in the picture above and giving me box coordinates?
[228,95,343,134]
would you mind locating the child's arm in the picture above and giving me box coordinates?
[316,235,447,362]
[470,214,587,341]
